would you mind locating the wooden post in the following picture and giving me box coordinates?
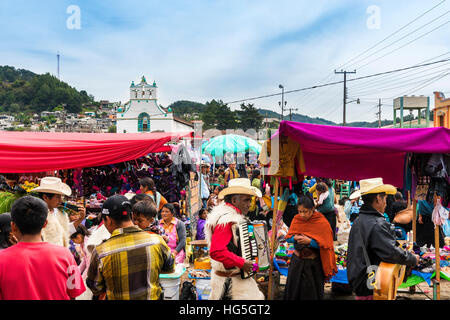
[434,194,441,300]
[267,178,280,300]
[412,195,417,243]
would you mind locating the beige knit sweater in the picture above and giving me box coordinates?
[41,209,70,248]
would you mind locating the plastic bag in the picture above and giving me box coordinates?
[443,219,450,237]
[337,220,351,245]
[432,198,449,226]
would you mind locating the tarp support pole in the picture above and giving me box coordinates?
[267,178,280,300]
[433,192,440,300]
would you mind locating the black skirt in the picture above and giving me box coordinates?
[283,253,324,300]
[416,214,445,248]
[321,211,337,241]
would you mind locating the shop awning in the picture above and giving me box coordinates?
[266,121,450,187]
[0,131,192,173]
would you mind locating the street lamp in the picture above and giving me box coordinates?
[279,84,285,120]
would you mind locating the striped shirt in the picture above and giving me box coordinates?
[86,226,174,300]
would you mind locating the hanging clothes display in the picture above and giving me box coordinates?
[55,153,189,204]
[409,153,450,248]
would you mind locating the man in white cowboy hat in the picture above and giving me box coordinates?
[345,188,363,223]
[205,178,265,300]
[346,177,419,300]
[32,177,85,248]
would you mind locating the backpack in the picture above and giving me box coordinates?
[180,281,197,300]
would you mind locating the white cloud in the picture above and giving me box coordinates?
[0,0,449,123]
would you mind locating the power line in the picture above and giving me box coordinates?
[350,69,450,98]
[350,65,450,96]
[349,9,450,70]
[355,18,450,70]
[403,70,450,95]
[349,52,450,91]
[293,1,447,112]
[337,0,447,70]
[224,58,450,104]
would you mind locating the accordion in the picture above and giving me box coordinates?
[237,220,270,279]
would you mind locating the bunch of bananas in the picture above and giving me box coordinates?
[0,192,22,214]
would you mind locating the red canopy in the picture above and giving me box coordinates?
[0,131,192,173]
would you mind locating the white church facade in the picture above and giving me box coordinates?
[116,76,193,133]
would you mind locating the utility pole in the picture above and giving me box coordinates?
[334,70,356,126]
[287,108,298,121]
[279,84,285,120]
[57,51,60,79]
[375,98,382,128]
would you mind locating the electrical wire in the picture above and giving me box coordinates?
[355,18,450,70]
[349,10,450,70]
[337,0,447,71]
[403,70,450,95]
[349,54,450,92]
[292,2,448,113]
[350,66,450,96]
[224,58,450,104]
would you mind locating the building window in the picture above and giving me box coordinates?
[439,115,445,127]
[138,112,150,132]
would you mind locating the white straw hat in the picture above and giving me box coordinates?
[32,177,72,196]
[358,177,396,196]
[218,178,262,200]
[349,188,361,200]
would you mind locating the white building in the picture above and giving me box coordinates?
[0,114,15,130]
[116,76,193,134]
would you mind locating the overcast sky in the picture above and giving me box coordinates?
[1,0,449,123]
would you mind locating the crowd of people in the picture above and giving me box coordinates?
[0,160,447,301]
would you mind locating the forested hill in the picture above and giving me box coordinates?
[0,65,95,114]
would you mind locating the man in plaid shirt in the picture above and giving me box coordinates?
[86,195,174,300]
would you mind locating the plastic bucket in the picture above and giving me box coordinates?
[160,277,181,300]
[195,278,211,300]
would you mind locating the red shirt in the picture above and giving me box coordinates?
[0,242,86,300]
[209,223,245,269]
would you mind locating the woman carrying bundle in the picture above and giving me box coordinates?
[284,195,337,300]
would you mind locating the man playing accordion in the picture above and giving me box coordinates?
[205,178,265,300]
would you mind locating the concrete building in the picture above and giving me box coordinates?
[434,91,450,128]
[393,95,430,128]
[116,76,193,133]
[0,114,15,130]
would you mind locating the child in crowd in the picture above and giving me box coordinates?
[315,182,329,207]
[207,185,224,208]
[132,200,169,243]
[195,208,208,240]
[70,225,91,277]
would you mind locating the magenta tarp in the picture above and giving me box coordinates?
[0,131,192,173]
[274,121,450,188]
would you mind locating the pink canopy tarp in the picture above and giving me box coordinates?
[0,131,192,173]
[271,121,450,188]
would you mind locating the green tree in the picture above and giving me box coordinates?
[236,103,263,131]
[201,100,238,130]
[108,125,117,133]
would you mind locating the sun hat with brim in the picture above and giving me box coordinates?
[32,177,72,196]
[218,178,262,200]
[358,177,397,196]
[349,189,361,200]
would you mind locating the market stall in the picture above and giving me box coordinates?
[259,121,450,300]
